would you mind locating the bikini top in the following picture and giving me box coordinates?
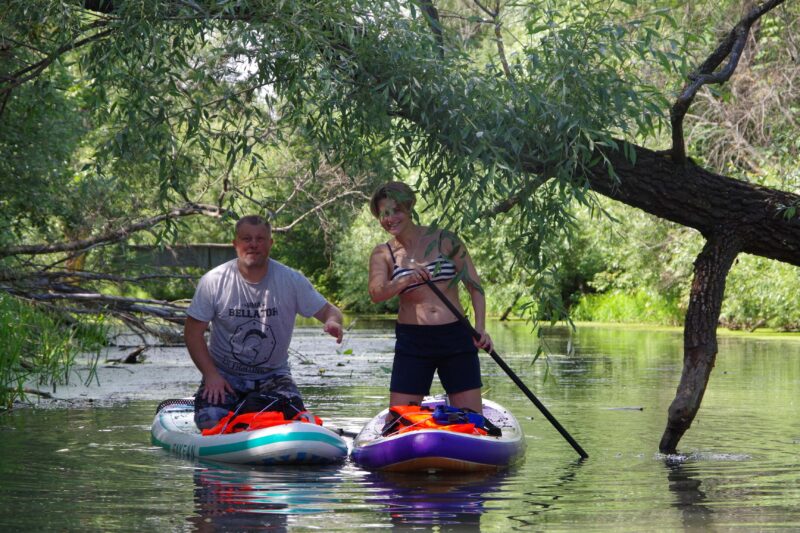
[386,242,457,294]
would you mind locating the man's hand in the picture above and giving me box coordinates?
[314,302,344,344]
[201,372,234,405]
[324,320,344,344]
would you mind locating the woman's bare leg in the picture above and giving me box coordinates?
[389,391,424,407]
[382,392,425,434]
[447,388,482,413]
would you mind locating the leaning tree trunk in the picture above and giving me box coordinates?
[583,146,797,452]
[27,0,800,455]
[659,229,742,453]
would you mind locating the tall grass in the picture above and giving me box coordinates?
[572,289,684,326]
[0,294,107,408]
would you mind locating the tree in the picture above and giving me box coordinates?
[0,1,379,337]
[2,0,798,452]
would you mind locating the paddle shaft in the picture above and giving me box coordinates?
[424,279,589,459]
[334,428,359,438]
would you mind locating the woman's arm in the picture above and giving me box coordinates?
[368,244,424,302]
[443,232,493,351]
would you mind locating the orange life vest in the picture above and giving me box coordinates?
[202,410,323,436]
[388,405,487,436]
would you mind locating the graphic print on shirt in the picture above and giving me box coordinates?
[229,319,276,367]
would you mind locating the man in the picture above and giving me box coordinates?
[185,214,344,429]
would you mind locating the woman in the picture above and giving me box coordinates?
[368,181,492,414]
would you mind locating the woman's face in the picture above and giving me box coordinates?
[377,198,411,236]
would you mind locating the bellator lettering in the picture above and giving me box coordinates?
[224,359,270,373]
[229,306,278,318]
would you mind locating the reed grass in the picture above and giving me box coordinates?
[0,294,106,408]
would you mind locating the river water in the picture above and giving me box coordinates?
[1,320,799,531]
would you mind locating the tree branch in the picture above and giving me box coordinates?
[0,203,227,258]
[670,0,786,163]
[0,24,114,98]
[273,190,370,232]
[473,0,513,81]
[0,269,194,284]
[11,291,185,314]
[418,0,445,58]
[583,143,800,266]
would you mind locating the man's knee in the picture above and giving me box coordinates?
[259,374,302,399]
[194,406,231,429]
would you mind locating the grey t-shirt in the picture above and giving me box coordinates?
[186,258,327,379]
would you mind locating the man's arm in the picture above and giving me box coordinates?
[184,316,233,404]
[313,302,344,343]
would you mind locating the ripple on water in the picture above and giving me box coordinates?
[659,451,754,464]
[4,324,800,531]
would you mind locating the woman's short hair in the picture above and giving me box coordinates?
[369,182,416,218]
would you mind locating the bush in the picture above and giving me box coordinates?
[332,207,399,314]
[721,255,800,331]
[0,294,106,407]
[572,288,684,325]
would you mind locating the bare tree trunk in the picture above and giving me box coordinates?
[659,229,742,453]
[499,292,521,321]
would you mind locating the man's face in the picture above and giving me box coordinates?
[233,222,273,269]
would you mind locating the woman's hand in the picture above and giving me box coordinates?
[473,329,493,352]
[405,259,430,286]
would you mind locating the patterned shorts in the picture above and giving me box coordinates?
[194,370,304,429]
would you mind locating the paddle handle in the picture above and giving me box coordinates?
[424,280,589,459]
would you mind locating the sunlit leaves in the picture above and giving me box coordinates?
[7,0,792,326]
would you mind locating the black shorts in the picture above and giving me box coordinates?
[390,321,482,395]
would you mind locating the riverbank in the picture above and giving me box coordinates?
[16,324,395,408]
[567,320,800,340]
[15,317,800,410]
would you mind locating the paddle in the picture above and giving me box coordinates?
[334,428,359,438]
[423,279,589,459]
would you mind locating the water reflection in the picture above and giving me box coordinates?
[507,459,584,528]
[187,463,514,531]
[5,324,800,530]
[665,460,714,530]
[187,463,345,532]
[364,469,510,532]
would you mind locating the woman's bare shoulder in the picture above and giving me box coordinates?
[370,241,392,257]
[434,229,465,255]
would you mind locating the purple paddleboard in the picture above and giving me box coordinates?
[352,396,526,473]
